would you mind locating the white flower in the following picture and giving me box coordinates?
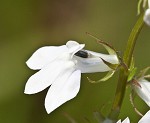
[132,79,150,107]
[24,40,118,114]
[116,117,130,123]
[144,0,150,26]
[117,110,150,123]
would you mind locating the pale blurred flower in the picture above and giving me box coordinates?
[24,40,118,114]
[144,0,150,26]
[117,110,150,123]
[103,118,114,123]
[132,79,150,107]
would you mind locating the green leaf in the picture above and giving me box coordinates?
[129,56,135,71]
[128,67,137,82]
[87,70,115,83]
[127,57,136,81]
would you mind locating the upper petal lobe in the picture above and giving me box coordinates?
[26,45,68,70]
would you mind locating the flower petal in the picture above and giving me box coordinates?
[144,9,150,26]
[116,120,121,123]
[66,40,85,57]
[45,70,81,114]
[133,79,150,107]
[122,118,130,123]
[116,118,130,123]
[74,52,118,73]
[26,45,68,70]
[24,60,75,94]
[139,110,150,123]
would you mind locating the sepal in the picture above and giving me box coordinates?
[86,32,124,70]
[87,70,115,83]
[86,32,117,55]
[100,58,118,70]
[136,66,150,79]
[129,90,143,116]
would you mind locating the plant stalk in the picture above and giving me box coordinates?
[108,13,144,120]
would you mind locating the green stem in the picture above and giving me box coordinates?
[108,13,144,120]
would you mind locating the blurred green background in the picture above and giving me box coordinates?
[0,0,150,123]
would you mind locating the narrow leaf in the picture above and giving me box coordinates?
[128,67,137,82]
[129,56,135,71]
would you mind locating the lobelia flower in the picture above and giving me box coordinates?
[132,79,150,107]
[144,0,150,26]
[116,110,150,123]
[24,40,119,114]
